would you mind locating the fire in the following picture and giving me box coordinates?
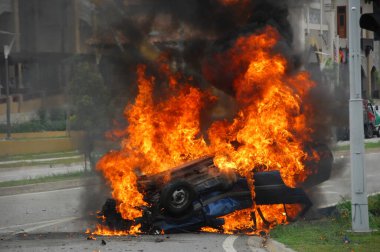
[94,26,317,235]
[89,224,140,236]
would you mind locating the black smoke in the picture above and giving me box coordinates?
[94,0,342,192]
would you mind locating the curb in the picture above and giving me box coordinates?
[0,177,100,196]
[265,238,296,252]
[247,236,296,252]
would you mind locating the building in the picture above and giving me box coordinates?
[290,0,380,100]
[0,0,95,123]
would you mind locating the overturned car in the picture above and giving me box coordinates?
[99,144,332,233]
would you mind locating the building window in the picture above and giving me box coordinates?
[309,8,321,24]
[337,6,346,38]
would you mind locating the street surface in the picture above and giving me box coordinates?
[312,149,380,208]
[0,188,267,251]
[0,163,85,182]
[0,146,379,251]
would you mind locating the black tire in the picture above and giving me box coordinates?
[159,180,196,216]
[365,124,374,138]
[376,128,380,137]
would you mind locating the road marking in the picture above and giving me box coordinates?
[21,217,80,233]
[223,235,238,252]
[0,217,80,234]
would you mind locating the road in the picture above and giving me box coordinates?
[0,187,269,252]
[0,148,379,251]
[312,149,380,208]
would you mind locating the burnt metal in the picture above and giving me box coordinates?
[100,155,317,232]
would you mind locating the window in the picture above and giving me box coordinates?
[337,6,346,38]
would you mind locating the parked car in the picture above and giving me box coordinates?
[364,100,378,138]
[336,100,379,140]
[100,144,333,233]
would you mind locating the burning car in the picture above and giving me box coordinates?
[98,144,331,234]
[91,27,334,235]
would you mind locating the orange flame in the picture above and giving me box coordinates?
[95,26,317,234]
[89,224,140,236]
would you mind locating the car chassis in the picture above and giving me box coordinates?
[100,156,314,233]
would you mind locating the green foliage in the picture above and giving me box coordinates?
[369,194,380,216]
[68,62,110,136]
[336,199,351,222]
[0,119,66,133]
[0,107,67,133]
[270,194,380,251]
[49,108,66,121]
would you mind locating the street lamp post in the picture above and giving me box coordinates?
[1,31,16,139]
[4,46,11,139]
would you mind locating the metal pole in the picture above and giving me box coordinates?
[4,49,11,139]
[348,0,370,232]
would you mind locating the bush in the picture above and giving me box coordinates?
[49,108,66,121]
[369,194,380,216]
[0,106,68,133]
[336,199,351,222]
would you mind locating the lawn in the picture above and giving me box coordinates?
[0,151,84,168]
[270,194,380,252]
[0,170,88,187]
[334,140,380,151]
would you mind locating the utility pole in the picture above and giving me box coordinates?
[1,31,17,140]
[348,0,370,232]
[4,46,11,139]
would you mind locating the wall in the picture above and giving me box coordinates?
[0,94,65,123]
[0,131,85,156]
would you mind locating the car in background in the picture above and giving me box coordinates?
[336,100,379,140]
[364,100,379,138]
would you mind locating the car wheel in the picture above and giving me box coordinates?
[160,180,196,216]
[364,124,373,138]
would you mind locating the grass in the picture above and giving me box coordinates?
[0,170,88,187]
[334,140,380,151]
[0,151,81,162]
[0,151,84,168]
[270,194,380,252]
[0,157,85,169]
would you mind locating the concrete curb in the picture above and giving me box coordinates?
[265,238,296,252]
[0,177,100,196]
[247,236,296,252]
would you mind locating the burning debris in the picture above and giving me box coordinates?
[86,0,334,236]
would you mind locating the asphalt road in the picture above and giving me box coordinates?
[1,148,379,251]
[311,149,380,208]
[0,187,268,252]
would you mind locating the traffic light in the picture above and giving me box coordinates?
[360,13,380,39]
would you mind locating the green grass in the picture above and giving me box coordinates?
[0,157,85,168]
[270,194,380,252]
[10,136,69,140]
[0,151,81,162]
[334,141,380,151]
[0,151,84,168]
[0,170,88,187]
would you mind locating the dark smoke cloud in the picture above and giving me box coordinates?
[90,0,343,210]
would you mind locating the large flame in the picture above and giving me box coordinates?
[95,26,317,235]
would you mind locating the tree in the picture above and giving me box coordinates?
[68,61,111,170]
